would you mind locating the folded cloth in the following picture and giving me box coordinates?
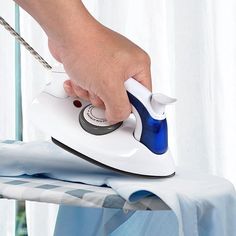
[0,140,236,236]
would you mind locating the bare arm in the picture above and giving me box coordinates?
[15,0,152,123]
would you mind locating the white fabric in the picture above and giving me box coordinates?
[19,11,59,236]
[26,202,58,236]
[173,0,236,181]
[15,0,236,235]
[0,140,235,236]
[0,1,16,235]
[0,2,16,139]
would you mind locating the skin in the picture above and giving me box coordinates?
[15,0,152,123]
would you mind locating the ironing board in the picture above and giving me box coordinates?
[0,175,170,210]
[2,141,236,236]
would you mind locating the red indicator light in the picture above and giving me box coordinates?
[73,100,82,108]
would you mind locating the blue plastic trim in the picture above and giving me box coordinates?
[127,92,168,154]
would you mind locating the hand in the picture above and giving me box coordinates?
[15,0,152,123]
[48,23,152,123]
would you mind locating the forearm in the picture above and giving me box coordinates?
[14,0,98,45]
[14,0,152,123]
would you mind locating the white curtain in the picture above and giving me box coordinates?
[1,0,236,235]
[0,1,16,236]
[173,0,236,183]
[19,9,59,236]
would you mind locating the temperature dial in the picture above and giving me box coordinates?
[79,105,122,135]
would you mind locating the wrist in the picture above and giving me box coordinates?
[49,20,104,65]
[16,0,99,47]
[47,3,104,59]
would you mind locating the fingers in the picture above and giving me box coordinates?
[63,80,77,97]
[132,66,152,92]
[64,80,104,107]
[103,66,152,123]
[72,82,90,101]
[102,81,131,124]
[89,92,104,108]
[64,78,147,124]
[103,64,152,123]
[64,80,89,100]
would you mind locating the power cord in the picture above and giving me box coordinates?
[0,16,52,70]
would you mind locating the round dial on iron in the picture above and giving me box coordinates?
[79,105,122,135]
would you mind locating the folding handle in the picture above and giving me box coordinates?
[124,78,176,154]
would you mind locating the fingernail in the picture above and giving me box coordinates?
[64,84,76,97]
[63,83,71,90]
[64,84,71,92]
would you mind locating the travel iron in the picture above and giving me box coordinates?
[1,16,176,177]
[29,65,176,177]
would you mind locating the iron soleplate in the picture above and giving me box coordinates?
[52,137,175,179]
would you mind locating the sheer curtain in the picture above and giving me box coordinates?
[0,1,16,236]
[19,10,59,236]
[0,0,235,235]
[173,0,236,183]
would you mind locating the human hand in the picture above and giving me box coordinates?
[15,0,151,123]
[48,22,152,123]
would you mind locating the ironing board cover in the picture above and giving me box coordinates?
[1,140,236,236]
[0,175,169,210]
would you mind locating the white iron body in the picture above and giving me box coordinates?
[29,65,176,177]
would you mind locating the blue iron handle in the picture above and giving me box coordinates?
[127,92,168,154]
[124,78,175,155]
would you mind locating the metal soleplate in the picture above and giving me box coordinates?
[52,137,175,179]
